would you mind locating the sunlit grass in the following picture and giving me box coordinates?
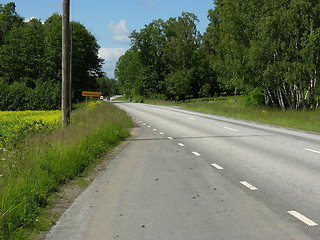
[144,96,320,133]
[0,102,133,239]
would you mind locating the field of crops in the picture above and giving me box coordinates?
[0,110,61,148]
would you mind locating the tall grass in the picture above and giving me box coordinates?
[0,102,133,239]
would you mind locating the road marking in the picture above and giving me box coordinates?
[153,128,157,131]
[139,121,142,123]
[287,211,318,226]
[240,181,258,190]
[187,117,195,120]
[167,137,173,140]
[143,123,146,125]
[192,151,201,156]
[211,163,224,170]
[178,143,185,147]
[159,132,164,135]
[224,127,239,132]
[148,126,151,128]
[304,148,320,154]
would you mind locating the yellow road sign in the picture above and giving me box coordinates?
[82,91,102,97]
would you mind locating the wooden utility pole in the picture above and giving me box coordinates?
[62,0,71,126]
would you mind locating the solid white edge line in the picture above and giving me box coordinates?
[304,148,320,154]
[178,143,185,147]
[211,163,224,170]
[224,127,239,132]
[287,210,318,226]
[192,151,201,156]
[240,181,258,190]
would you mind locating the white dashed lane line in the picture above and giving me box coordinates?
[240,181,258,191]
[211,163,224,170]
[304,148,320,154]
[287,210,318,226]
[137,118,319,229]
[192,151,201,156]
[223,127,239,132]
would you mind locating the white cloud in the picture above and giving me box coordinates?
[108,20,131,44]
[141,1,155,6]
[99,48,127,77]
[24,17,45,24]
[23,17,36,22]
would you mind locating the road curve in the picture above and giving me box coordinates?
[45,102,320,240]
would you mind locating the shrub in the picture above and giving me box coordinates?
[245,87,265,106]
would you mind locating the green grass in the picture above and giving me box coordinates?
[0,102,133,239]
[144,96,320,133]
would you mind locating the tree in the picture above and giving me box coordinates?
[124,12,205,100]
[0,18,45,87]
[96,76,118,97]
[163,12,202,98]
[204,0,320,109]
[0,8,103,110]
[0,2,23,45]
[130,19,166,97]
[71,21,103,101]
[115,49,142,97]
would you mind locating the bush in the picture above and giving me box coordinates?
[245,87,265,106]
[0,80,61,111]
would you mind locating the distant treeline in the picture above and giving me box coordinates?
[116,0,320,109]
[0,2,109,110]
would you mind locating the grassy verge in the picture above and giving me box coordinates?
[0,102,133,239]
[142,96,320,133]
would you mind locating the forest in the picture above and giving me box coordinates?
[116,0,320,109]
[0,2,113,111]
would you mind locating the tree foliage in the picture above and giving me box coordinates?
[203,0,320,109]
[0,3,103,110]
[116,1,320,109]
[116,12,216,100]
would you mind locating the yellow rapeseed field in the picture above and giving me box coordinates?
[0,110,61,146]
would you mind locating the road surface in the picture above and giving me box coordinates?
[45,102,320,240]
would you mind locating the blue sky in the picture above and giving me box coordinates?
[3,0,214,77]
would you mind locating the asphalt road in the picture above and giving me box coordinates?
[45,102,320,240]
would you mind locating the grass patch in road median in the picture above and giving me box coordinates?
[0,102,133,239]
